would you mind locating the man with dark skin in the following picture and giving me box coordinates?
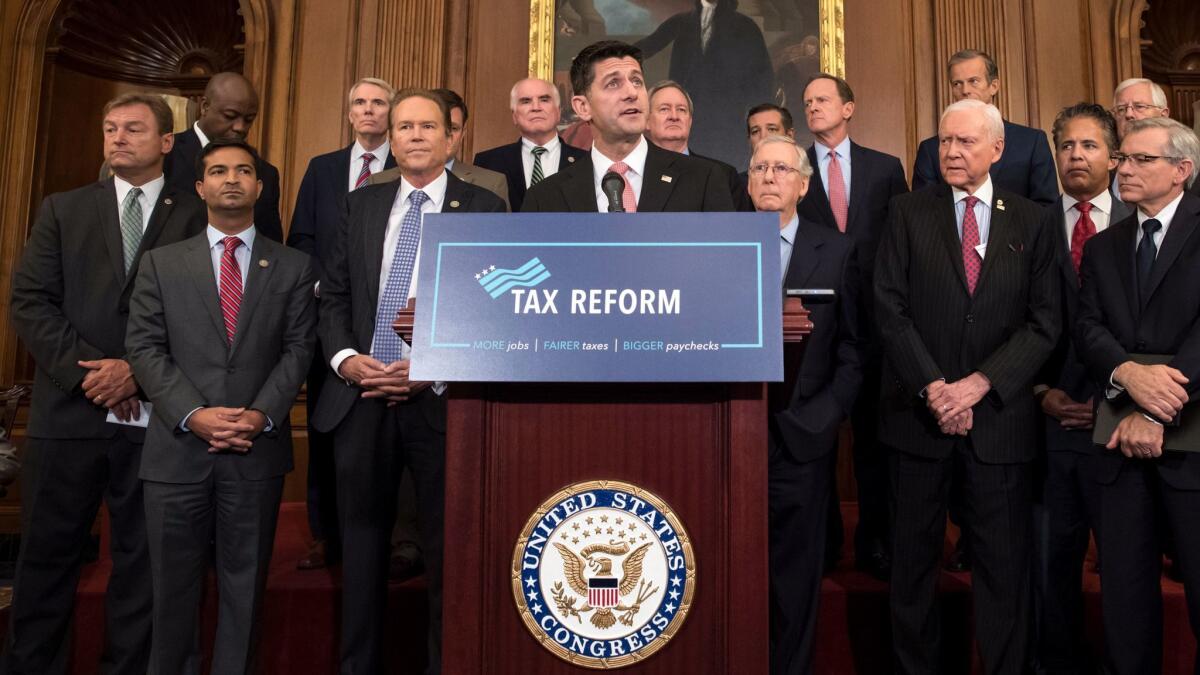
[164,72,284,242]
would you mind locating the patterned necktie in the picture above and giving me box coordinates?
[530,146,547,186]
[120,187,144,273]
[609,161,638,213]
[373,190,429,363]
[826,151,848,233]
[700,3,715,52]
[218,236,244,345]
[1069,201,1096,281]
[961,195,982,295]
[1136,218,1162,305]
[354,153,375,190]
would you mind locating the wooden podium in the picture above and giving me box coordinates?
[397,300,812,673]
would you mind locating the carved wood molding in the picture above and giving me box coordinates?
[368,0,447,89]
[930,0,1022,120]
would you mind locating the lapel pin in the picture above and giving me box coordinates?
[568,156,576,163]
[996,199,1005,211]
[163,198,173,205]
[258,259,269,268]
[661,175,673,183]
[449,200,461,208]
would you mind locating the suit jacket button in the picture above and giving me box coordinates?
[227,367,235,374]
[966,314,975,323]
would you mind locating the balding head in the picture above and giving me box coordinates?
[198,72,260,141]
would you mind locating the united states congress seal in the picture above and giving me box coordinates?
[511,480,696,669]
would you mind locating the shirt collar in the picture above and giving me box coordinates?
[193,122,211,148]
[817,136,852,162]
[397,170,449,211]
[1062,189,1112,216]
[113,174,165,210]
[1137,190,1185,228]
[206,224,256,251]
[592,136,649,178]
[351,138,389,165]
[952,175,994,207]
[779,214,800,246]
[522,135,561,154]
[445,158,456,171]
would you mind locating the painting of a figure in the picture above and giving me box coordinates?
[552,0,823,170]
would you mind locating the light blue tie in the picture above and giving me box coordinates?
[372,190,428,363]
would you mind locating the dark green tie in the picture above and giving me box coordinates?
[120,187,144,273]
[530,146,547,186]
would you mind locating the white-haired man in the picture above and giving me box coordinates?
[751,134,862,675]
[876,98,1060,674]
[473,77,588,212]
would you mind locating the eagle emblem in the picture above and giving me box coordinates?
[551,541,658,629]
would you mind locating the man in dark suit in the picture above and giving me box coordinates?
[287,77,397,570]
[473,78,588,212]
[1075,116,1200,675]
[4,93,206,675]
[635,0,773,169]
[523,40,734,213]
[912,50,1057,207]
[164,72,284,242]
[875,99,1060,674]
[126,138,315,674]
[796,73,908,579]
[313,88,505,675]
[751,135,862,675]
[645,79,751,211]
[1032,103,1129,674]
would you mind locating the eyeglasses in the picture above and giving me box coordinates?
[1111,152,1183,167]
[749,163,800,177]
[1111,103,1163,116]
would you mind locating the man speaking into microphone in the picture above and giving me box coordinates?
[522,40,734,213]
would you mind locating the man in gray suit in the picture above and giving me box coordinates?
[126,138,316,675]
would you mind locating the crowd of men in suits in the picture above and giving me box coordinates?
[3,36,1200,675]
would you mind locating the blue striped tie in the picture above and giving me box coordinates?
[372,190,428,363]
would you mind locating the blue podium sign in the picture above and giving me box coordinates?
[410,213,782,382]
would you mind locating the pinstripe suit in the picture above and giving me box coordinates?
[874,181,1061,674]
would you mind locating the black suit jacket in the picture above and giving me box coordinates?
[473,138,588,213]
[522,142,735,212]
[312,171,506,433]
[165,128,284,242]
[1038,193,1131,453]
[11,178,207,440]
[771,217,862,462]
[912,120,1058,206]
[690,150,754,212]
[799,141,908,343]
[1075,191,1200,487]
[287,144,396,281]
[874,183,1061,462]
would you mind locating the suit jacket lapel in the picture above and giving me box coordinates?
[184,235,229,347]
[975,192,1009,292]
[230,236,276,356]
[1050,198,1078,292]
[95,180,127,287]
[335,146,352,201]
[1110,215,1139,321]
[846,142,868,232]
[365,181,401,309]
[506,142,527,206]
[804,145,836,227]
[783,223,822,288]
[561,157,598,213]
[637,145,677,213]
[1143,200,1199,306]
[444,172,472,212]
[934,185,970,293]
[126,187,179,294]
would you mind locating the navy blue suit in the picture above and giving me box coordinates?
[164,128,284,242]
[912,120,1058,206]
[473,138,588,213]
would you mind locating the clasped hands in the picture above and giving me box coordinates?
[339,355,430,405]
[188,407,267,454]
[79,358,140,422]
[926,372,992,436]
[1106,361,1189,459]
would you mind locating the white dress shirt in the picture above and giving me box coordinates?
[1135,190,1184,255]
[349,139,390,192]
[521,135,563,187]
[113,174,165,233]
[193,122,211,147]
[952,176,995,253]
[591,136,648,213]
[1062,190,1114,246]
[815,136,852,202]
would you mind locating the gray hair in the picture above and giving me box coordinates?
[751,135,813,178]
[1114,78,1168,109]
[348,77,395,106]
[509,78,561,110]
[941,99,1005,141]
[1126,117,1200,189]
[648,80,694,115]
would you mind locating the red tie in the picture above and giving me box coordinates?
[610,161,638,212]
[1070,201,1096,282]
[961,196,981,295]
[826,150,848,232]
[354,153,375,190]
[219,236,243,345]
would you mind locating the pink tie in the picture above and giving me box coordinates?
[219,236,243,345]
[610,161,638,212]
[354,153,375,190]
[826,151,848,232]
[961,196,981,295]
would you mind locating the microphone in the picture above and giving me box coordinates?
[601,171,626,212]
